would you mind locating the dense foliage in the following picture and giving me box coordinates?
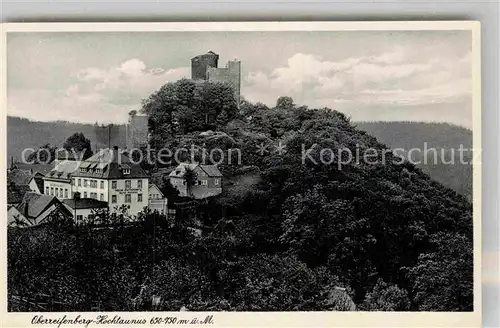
[8,81,474,312]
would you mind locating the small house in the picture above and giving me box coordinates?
[168,162,222,199]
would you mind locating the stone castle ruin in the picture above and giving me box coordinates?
[191,51,241,103]
[125,51,241,149]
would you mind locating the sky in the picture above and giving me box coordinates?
[7,30,473,128]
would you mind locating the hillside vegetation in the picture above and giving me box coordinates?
[8,79,473,312]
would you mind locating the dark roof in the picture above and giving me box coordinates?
[72,148,148,179]
[7,184,32,204]
[12,163,54,176]
[199,165,223,177]
[7,169,33,186]
[62,198,108,209]
[16,192,59,219]
[33,176,44,192]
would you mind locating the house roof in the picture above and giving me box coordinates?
[7,169,33,186]
[62,198,108,209]
[191,188,222,199]
[7,184,32,204]
[169,163,222,178]
[199,164,223,177]
[12,162,54,176]
[33,176,44,192]
[45,160,82,181]
[55,149,85,161]
[71,148,148,179]
[148,183,165,197]
[16,192,59,219]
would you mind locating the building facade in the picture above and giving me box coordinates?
[71,148,149,217]
[43,160,82,200]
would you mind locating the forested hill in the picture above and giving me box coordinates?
[8,80,473,312]
[6,116,126,162]
[355,121,472,150]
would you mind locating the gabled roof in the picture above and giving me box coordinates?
[62,198,108,210]
[12,163,54,176]
[148,183,165,197]
[45,160,82,180]
[72,148,148,179]
[32,175,44,193]
[199,164,223,177]
[169,163,199,178]
[16,192,59,219]
[169,163,222,178]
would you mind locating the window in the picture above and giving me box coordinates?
[77,215,83,222]
[112,181,117,189]
[201,180,208,186]
[100,193,104,201]
[72,179,75,186]
[138,194,143,202]
[90,192,97,199]
[45,187,49,194]
[125,194,131,203]
[65,189,68,198]
[78,179,81,187]
[215,178,219,185]
[100,181,104,189]
[125,180,131,189]
[138,180,142,189]
[83,192,87,198]
[50,187,54,195]
[84,179,88,187]
[112,195,117,203]
[123,169,130,175]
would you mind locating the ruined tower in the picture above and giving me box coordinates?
[191,51,219,80]
[191,51,241,104]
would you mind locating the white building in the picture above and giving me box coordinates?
[148,183,168,215]
[71,148,149,217]
[43,160,82,199]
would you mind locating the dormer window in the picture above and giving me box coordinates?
[123,169,130,175]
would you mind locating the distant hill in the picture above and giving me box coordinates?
[354,121,472,150]
[6,116,126,163]
[355,121,473,199]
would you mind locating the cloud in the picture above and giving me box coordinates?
[243,46,472,127]
[8,59,190,124]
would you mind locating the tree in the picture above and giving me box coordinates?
[361,279,410,311]
[405,232,473,311]
[276,96,295,111]
[26,143,58,164]
[63,132,93,160]
[183,168,198,198]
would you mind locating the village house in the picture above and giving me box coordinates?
[9,192,73,228]
[169,162,222,199]
[71,148,149,217]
